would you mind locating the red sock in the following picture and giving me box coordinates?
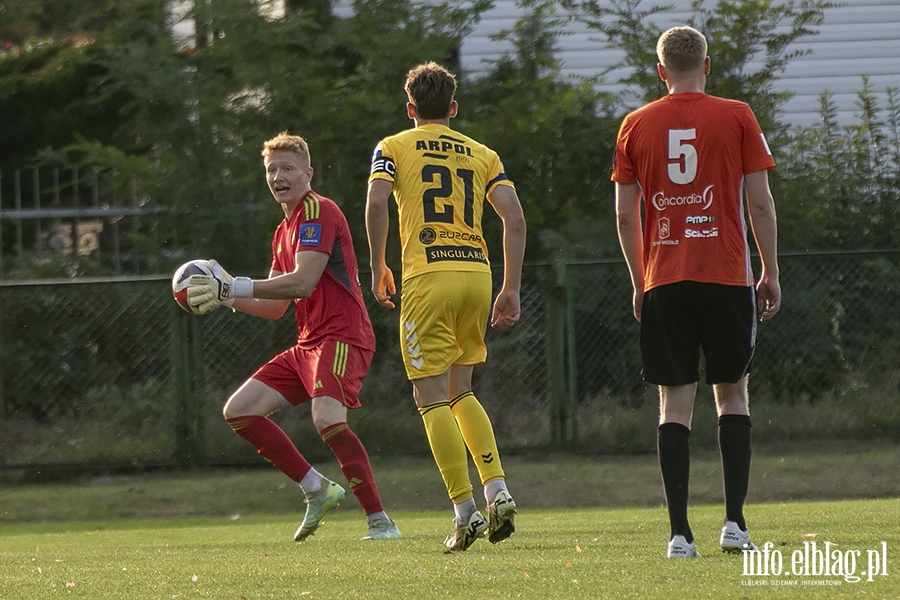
[320,422,384,515]
[227,416,312,483]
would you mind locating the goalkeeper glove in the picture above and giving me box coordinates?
[186,259,254,314]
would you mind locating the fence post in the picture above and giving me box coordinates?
[545,261,568,450]
[1,168,4,277]
[564,264,579,451]
[0,291,5,465]
[169,304,205,468]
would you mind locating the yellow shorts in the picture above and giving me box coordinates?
[399,271,492,380]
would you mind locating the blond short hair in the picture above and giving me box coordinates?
[262,132,310,165]
[656,26,707,73]
[404,62,457,120]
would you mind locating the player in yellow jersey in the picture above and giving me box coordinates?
[366,62,527,552]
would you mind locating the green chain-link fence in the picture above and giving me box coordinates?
[1,252,898,472]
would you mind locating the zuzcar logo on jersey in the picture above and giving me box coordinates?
[652,184,715,211]
[439,231,481,243]
[419,227,436,244]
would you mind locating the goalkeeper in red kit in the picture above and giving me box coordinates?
[186,132,400,542]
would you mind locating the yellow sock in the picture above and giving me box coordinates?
[419,401,473,503]
[449,392,505,485]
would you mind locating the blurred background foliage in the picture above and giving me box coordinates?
[0,0,898,279]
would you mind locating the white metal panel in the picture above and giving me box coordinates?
[458,0,900,127]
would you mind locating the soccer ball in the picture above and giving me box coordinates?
[172,259,212,314]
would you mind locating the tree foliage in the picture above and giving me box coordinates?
[774,81,900,250]
[462,0,621,259]
[560,0,899,251]
[1,0,489,274]
[562,0,833,135]
[1,0,898,279]
[0,0,135,44]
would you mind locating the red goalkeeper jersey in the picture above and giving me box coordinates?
[611,92,775,291]
[270,190,375,352]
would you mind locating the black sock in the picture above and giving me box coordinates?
[718,414,752,531]
[658,422,692,543]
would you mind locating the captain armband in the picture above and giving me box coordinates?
[370,155,396,178]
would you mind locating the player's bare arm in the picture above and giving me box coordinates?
[744,169,781,322]
[615,182,646,322]
[365,178,397,309]
[487,185,526,329]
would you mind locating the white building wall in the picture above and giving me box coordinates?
[459,0,900,127]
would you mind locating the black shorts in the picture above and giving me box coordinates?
[640,281,756,386]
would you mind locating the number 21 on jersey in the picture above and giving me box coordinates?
[422,165,475,227]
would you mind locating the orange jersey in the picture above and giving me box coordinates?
[611,93,775,290]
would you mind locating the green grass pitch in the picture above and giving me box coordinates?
[4,499,898,599]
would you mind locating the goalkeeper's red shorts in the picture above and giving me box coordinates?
[251,340,373,409]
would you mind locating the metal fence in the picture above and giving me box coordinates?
[1,252,898,472]
[0,166,162,277]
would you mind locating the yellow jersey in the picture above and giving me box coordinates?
[369,123,515,282]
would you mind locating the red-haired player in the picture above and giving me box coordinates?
[188,132,400,543]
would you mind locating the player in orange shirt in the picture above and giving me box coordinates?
[612,26,781,558]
